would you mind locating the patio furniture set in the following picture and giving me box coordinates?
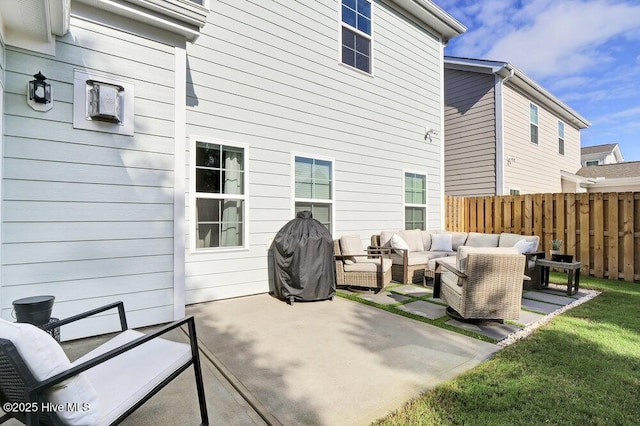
[0,302,209,425]
[335,230,581,322]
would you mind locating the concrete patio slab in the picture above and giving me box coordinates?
[523,291,576,305]
[188,294,498,426]
[358,290,411,305]
[446,319,521,341]
[390,284,433,297]
[521,298,563,314]
[395,300,448,320]
[517,310,546,326]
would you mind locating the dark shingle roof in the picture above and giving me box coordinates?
[577,161,640,179]
[581,143,618,155]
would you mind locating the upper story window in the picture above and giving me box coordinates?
[586,160,599,166]
[341,0,372,74]
[294,156,334,232]
[530,103,539,145]
[404,172,427,230]
[193,140,246,250]
[558,121,565,155]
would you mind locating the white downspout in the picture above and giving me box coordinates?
[495,67,514,195]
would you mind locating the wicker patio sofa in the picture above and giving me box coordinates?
[371,229,543,284]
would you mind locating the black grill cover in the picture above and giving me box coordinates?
[273,211,336,302]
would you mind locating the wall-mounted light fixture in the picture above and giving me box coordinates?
[27,71,53,112]
[424,128,439,143]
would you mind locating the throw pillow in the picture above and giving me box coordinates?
[0,319,101,425]
[513,238,535,254]
[430,233,453,252]
[390,234,410,255]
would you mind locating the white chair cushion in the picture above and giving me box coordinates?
[340,235,366,264]
[0,319,101,425]
[73,329,192,426]
[401,229,424,252]
[430,233,453,252]
[390,234,410,255]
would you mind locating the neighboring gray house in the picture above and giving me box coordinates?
[0,0,465,338]
[443,57,590,196]
[581,143,624,167]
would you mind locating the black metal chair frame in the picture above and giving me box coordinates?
[0,301,209,425]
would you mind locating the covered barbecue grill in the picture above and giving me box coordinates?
[272,211,336,304]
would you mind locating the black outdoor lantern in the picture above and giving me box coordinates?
[29,71,51,104]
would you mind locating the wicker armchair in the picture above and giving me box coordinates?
[435,247,527,322]
[334,238,392,291]
[0,302,208,425]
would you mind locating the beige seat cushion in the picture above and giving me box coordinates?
[343,258,392,272]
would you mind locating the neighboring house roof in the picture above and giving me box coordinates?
[581,143,624,163]
[576,162,640,179]
[444,56,591,129]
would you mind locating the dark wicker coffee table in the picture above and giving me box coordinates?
[535,258,581,296]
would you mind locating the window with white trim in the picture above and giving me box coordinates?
[294,156,333,232]
[510,188,521,195]
[586,160,599,166]
[341,0,372,73]
[193,140,246,250]
[404,172,427,230]
[558,120,565,155]
[530,103,539,145]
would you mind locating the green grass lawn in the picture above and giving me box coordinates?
[373,275,640,425]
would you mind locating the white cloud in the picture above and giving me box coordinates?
[445,0,640,78]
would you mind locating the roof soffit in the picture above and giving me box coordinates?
[389,0,466,42]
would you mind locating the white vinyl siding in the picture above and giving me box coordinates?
[183,0,445,303]
[502,85,582,194]
[1,15,176,338]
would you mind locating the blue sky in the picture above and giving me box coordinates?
[436,0,640,161]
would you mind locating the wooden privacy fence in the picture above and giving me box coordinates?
[445,192,640,282]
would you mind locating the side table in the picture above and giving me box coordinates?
[535,259,581,296]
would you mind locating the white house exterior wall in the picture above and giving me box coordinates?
[0,14,177,339]
[502,84,581,194]
[183,0,445,303]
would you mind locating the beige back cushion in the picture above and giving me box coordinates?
[340,235,366,264]
[380,231,400,247]
[456,246,519,273]
[401,229,424,252]
[499,233,540,251]
[465,232,500,247]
